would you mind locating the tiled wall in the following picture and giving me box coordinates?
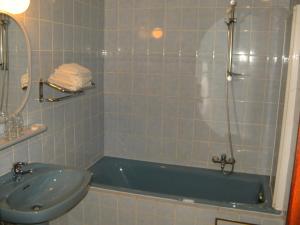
[103,0,290,175]
[52,188,286,225]
[0,0,105,175]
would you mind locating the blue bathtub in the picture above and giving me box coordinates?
[89,157,278,214]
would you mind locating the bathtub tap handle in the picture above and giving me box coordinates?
[212,154,235,175]
[227,157,235,164]
[212,156,220,162]
[221,154,227,161]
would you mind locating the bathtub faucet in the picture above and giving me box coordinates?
[212,154,235,175]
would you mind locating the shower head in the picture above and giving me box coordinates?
[227,0,237,15]
[230,0,237,6]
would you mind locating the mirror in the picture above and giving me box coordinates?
[0,12,31,118]
[0,12,47,149]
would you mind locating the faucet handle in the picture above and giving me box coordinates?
[221,154,227,160]
[12,162,29,174]
[12,162,32,182]
[212,156,220,163]
[14,162,27,166]
[227,157,235,164]
[13,162,27,169]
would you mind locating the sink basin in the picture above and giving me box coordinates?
[0,163,91,224]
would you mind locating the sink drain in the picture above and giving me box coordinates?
[32,205,43,211]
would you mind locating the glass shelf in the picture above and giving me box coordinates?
[0,123,47,150]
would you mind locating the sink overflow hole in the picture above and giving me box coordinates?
[32,205,43,211]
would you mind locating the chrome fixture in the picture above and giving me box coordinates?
[225,0,243,81]
[213,0,239,175]
[212,154,235,175]
[12,162,32,181]
[39,79,95,102]
[225,0,236,82]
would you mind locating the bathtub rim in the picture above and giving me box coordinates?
[89,181,281,215]
[88,186,284,218]
[89,156,279,215]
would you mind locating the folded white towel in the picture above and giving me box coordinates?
[51,70,92,86]
[20,73,29,90]
[55,69,92,80]
[57,63,91,76]
[48,75,93,91]
[48,63,93,91]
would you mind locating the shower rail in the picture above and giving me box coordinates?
[225,0,237,81]
[225,0,245,81]
[212,0,240,175]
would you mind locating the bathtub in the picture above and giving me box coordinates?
[89,157,278,214]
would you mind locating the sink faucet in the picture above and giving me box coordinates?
[12,162,33,181]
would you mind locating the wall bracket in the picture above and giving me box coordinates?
[38,79,95,103]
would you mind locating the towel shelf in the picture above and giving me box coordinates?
[39,79,95,102]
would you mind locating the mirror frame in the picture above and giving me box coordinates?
[0,11,31,117]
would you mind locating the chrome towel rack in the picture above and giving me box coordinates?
[38,79,95,103]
